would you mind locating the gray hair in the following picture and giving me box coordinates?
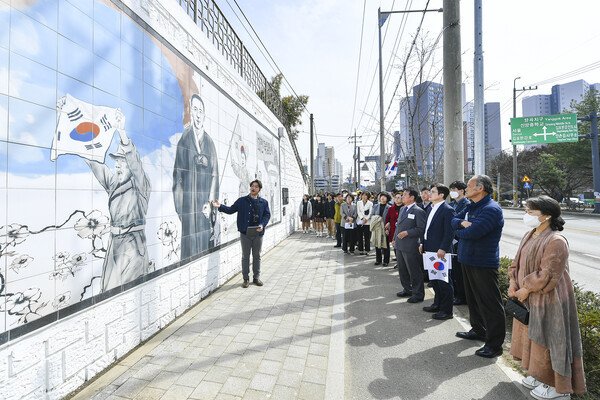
[472,174,494,195]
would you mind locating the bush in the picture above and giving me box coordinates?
[498,256,511,300]
[500,257,600,397]
[573,283,600,398]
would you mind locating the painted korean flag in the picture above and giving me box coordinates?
[51,94,119,162]
[423,252,453,283]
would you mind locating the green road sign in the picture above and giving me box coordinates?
[510,113,578,145]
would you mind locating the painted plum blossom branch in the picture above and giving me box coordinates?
[157,221,179,261]
[0,288,48,324]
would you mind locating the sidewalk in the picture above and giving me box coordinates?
[71,233,528,400]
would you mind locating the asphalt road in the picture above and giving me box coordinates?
[342,251,527,400]
[500,208,600,293]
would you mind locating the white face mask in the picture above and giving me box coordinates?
[449,191,459,199]
[523,213,547,228]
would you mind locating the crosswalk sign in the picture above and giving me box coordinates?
[522,175,531,183]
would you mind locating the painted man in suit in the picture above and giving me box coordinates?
[420,184,455,320]
[394,188,426,303]
[173,94,219,260]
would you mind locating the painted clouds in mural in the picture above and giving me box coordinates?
[0,0,281,336]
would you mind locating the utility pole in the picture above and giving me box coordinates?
[379,6,442,191]
[354,129,358,190]
[591,112,600,213]
[377,7,386,192]
[443,0,464,185]
[511,78,537,207]
[310,113,314,194]
[357,147,362,190]
[584,112,600,213]
[473,0,485,175]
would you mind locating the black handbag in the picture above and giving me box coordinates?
[505,298,529,325]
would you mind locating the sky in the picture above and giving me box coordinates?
[219,0,600,182]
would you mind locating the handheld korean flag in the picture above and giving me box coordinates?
[385,159,398,177]
[51,94,119,162]
[423,252,452,283]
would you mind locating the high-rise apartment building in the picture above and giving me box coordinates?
[484,102,502,168]
[522,95,552,117]
[399,81,444,180]
[551,79,589,114]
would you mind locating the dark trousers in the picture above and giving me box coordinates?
[431,280,454,315]
[356,225,371,252]
[240,233,263,280]
[462,265,506,350]
[375,238,390,263]
[397,250,424,299]
[342,228,355,252]
[451,259,465,301]
[335,223,342,246]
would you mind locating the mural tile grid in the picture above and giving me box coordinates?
[0,0,283,342]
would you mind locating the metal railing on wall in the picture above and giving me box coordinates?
[178,0,306,183]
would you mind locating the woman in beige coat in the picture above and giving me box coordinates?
[508,195,586,400]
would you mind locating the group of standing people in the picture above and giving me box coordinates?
[299,174,586,399]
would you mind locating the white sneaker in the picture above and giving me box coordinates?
[522,376,542,390]
[530,384,570,400]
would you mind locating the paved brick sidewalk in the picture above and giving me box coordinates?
[72,233,343,400]
[71,232,527,400]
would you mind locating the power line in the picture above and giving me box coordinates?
[227,0,311,115]
[348,0,368,139]
[531,60,600,87]
[353,0,408,138]
[364,1,434,159]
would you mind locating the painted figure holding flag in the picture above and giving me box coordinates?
[56,96,151,292]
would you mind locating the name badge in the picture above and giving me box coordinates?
[408,214,415,220]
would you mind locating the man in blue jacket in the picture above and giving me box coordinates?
[451,175,505,358]
[420,184,455,320]
[212,180,271,288]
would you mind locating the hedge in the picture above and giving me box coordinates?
[498,257,600,397]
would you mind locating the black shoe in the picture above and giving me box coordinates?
[432,312,453,320]
[343,250,348,254]
[382,263,389,267]
[475,345,502,358]
[407,296,424,303]
[422,305,440,312]
[242,280,249,288]
[253,279,263,286]
[453,298,467,305]
[396,290,412,298]
[374,261,382,266]
[456,331,485,341]
[334,245,341,248]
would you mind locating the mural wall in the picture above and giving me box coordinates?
[0,0,284,342]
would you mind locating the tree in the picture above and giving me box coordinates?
[266,74,308,141]
[490,89,598,201]
[532,89,598,199]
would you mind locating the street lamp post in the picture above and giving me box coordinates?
[378,7,442,192]
[512,77,520,208]
[511,77,537,207]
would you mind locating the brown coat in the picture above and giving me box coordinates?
[508,229,586,395]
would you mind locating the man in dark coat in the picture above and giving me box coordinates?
[421,184,455,320]
[212,180,271,288]
[394,188,426,303]
[452,175,505,358]
[173,94,219,260]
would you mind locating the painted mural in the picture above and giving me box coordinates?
[0,0,282,337]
